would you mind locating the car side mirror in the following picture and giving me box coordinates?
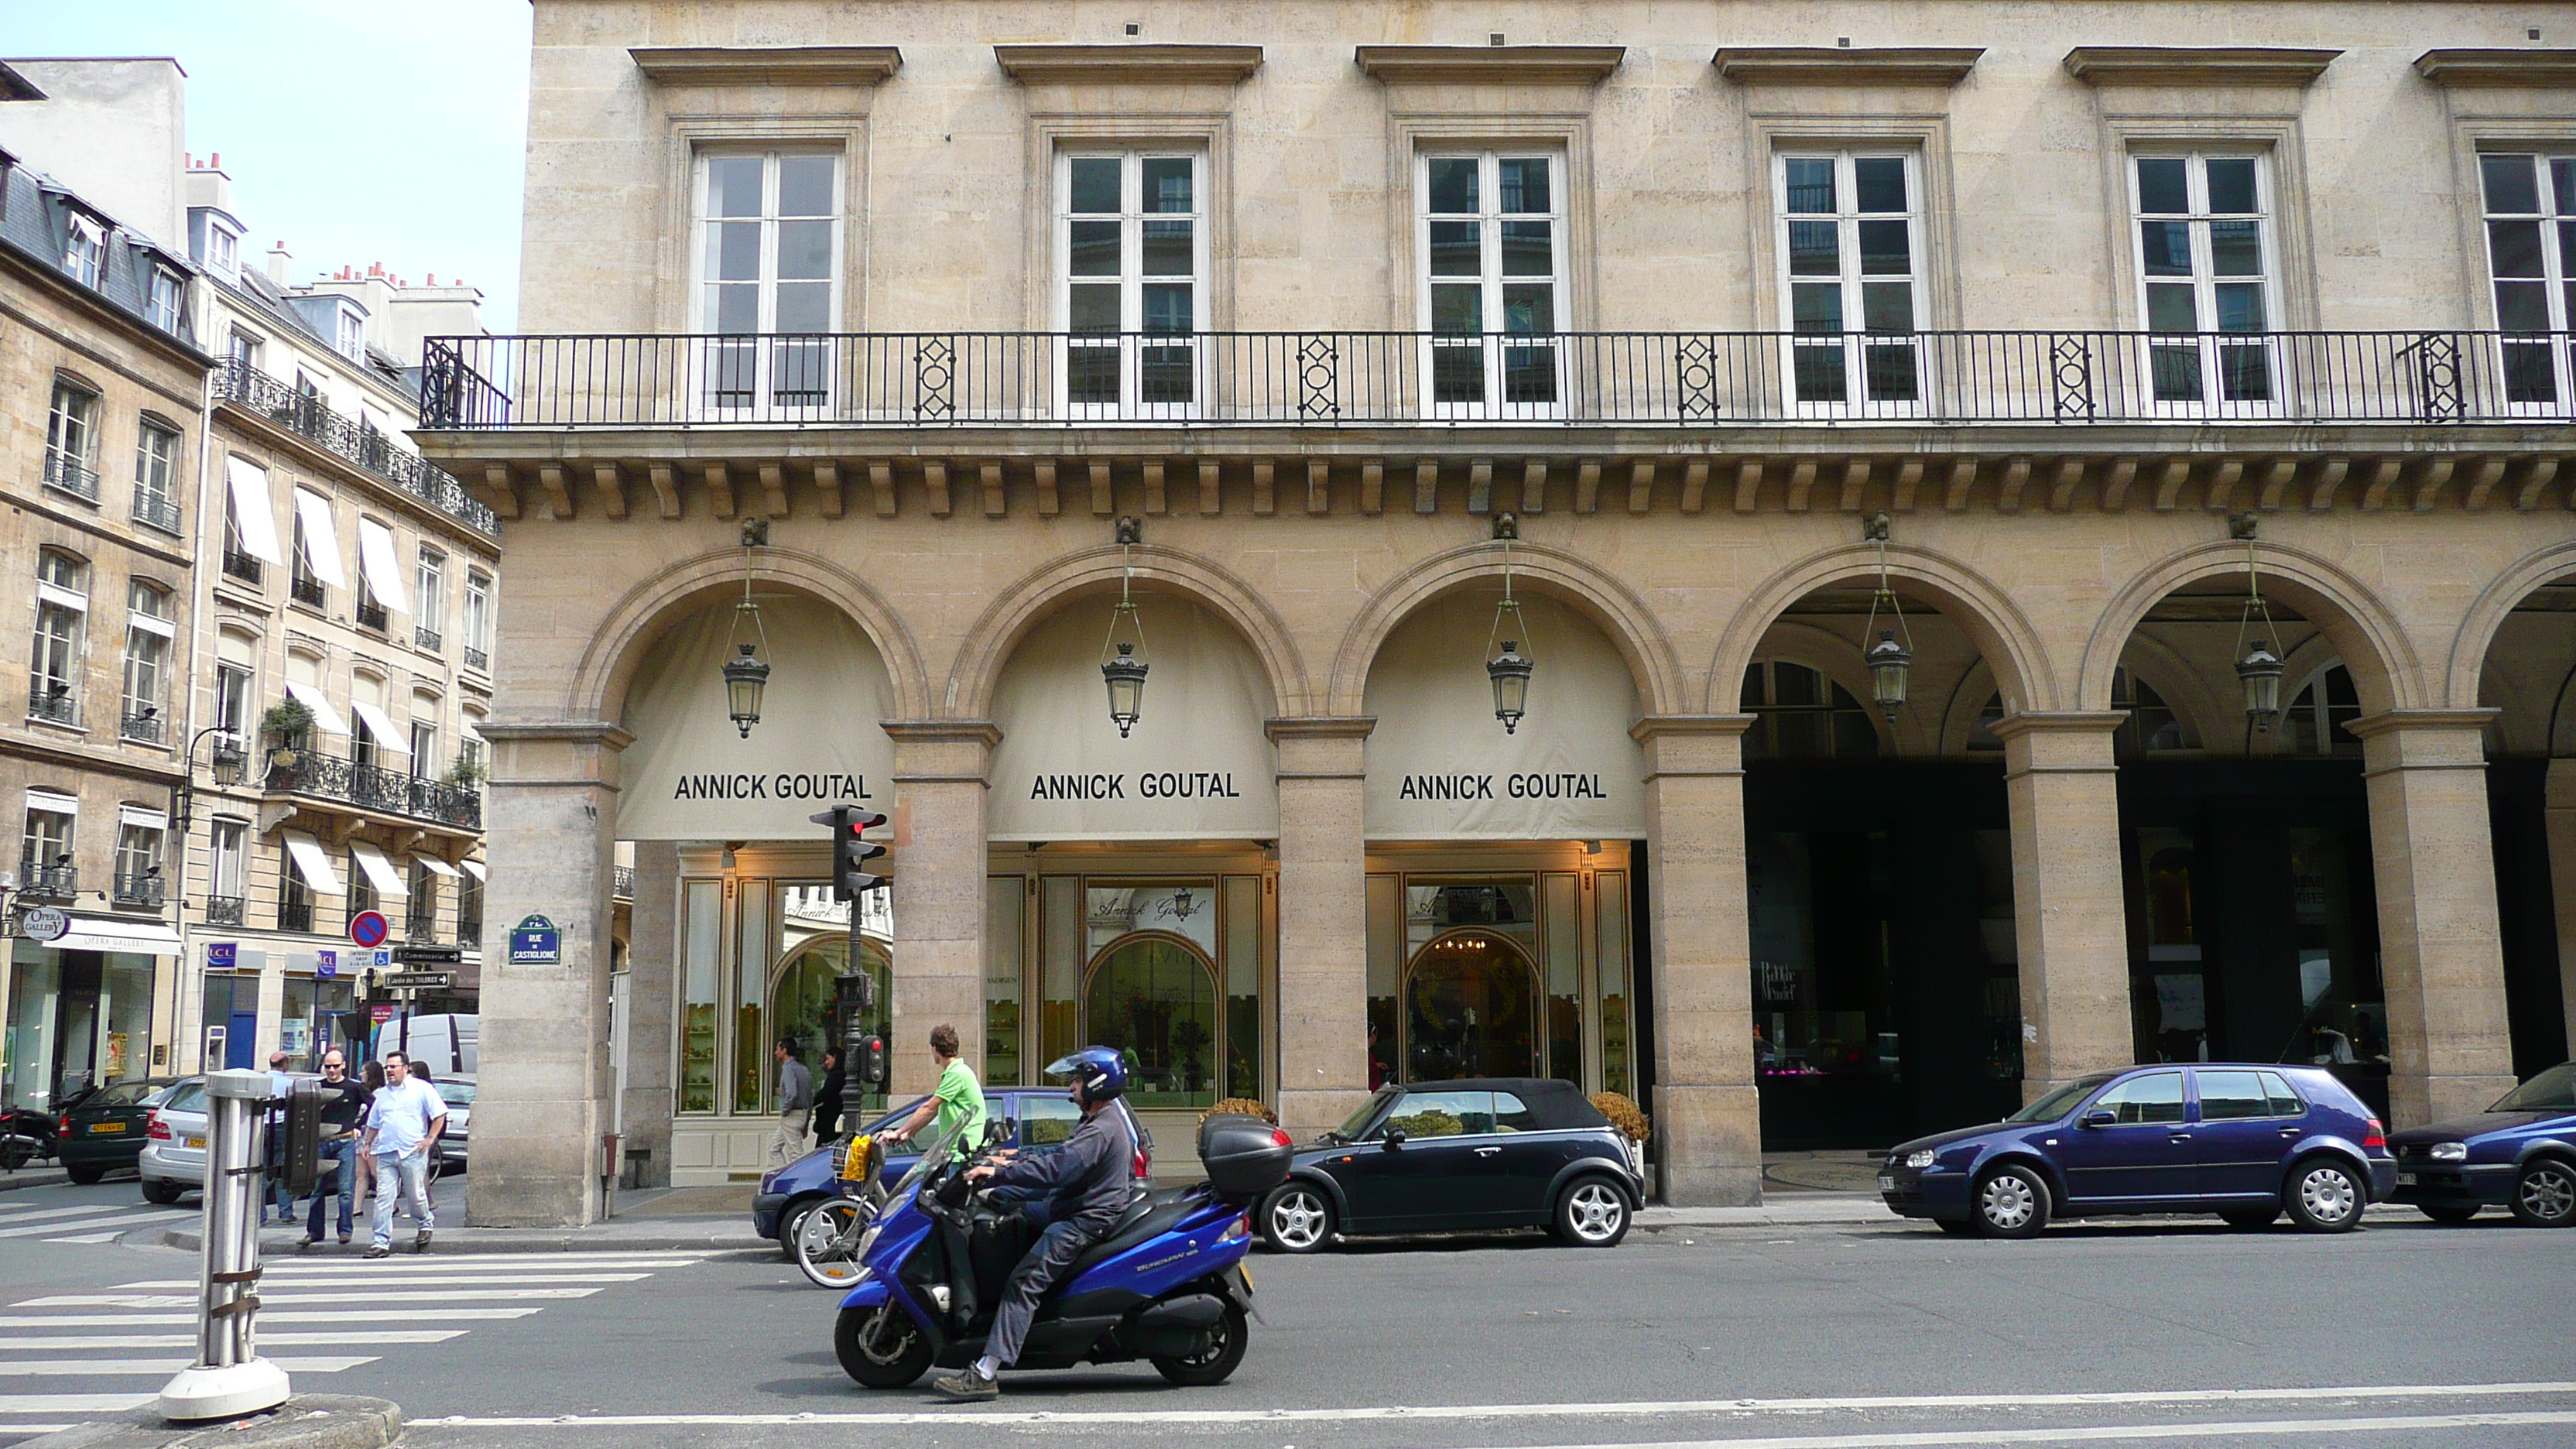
[1382,1129,1406,1149]
[2080,1108,2117,1129]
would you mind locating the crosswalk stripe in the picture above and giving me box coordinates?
[21,1288,602,1308]
[0,1332,462,1350]
[0,1308,543,1327]
[262,1253,713,1270]
[113,1273,653,1290]
[0,1204,161,1226]
[42,1231,127,1244]
[0,1211,190,1241]
[0,1357,377,1376]
[0,1394,152,1413]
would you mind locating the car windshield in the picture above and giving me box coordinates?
[2006,1075,2112,1124]
[82,1081,159,1109]
[159,1082,205,1113]
[2490,1064,2576,1113]
[1329,1088,1399,1141]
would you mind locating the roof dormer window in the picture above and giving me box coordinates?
[336,305,365,361]
[64,214,104,287]
[206,223,238,279]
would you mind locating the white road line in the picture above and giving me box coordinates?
[0,1357,376,1376]
[41,1231,126,1244]
[268,1251,713,1266]
[0,1309,543,1327]
[0,1394,152,1413]
[1487,1412,2576,1448]
[0,1204,161,1226]
[20,1288,601,1307]
[0,1331,461,1349]
[0,1211,190,1240]
[112,1273,653,1290]
[420,1382,2576,1429]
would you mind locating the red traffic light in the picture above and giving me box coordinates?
[846,811,888,834]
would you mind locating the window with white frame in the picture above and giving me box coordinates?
[414,549,446,650]
[406,860,437,937]
[31,551,88,723]
[113,814,164,904]
[214,659,255,745]
[147,265,183,333]
[227,328,261,372]
[2479,152,2575,407]
[409,714,437,779]
[1419,151,1565,413]
[462,569,493,670]
[210,817,248,902]
[1058,151,1206,411]
[22,801,74,881]
[335,306,365,361]
[121,581,172,738]
[2131,151,2278,406]
[133,417,181,529]
[1776,151,1925,409]
[63,214,104,287]
[694,149,841,410]
[45,379,100,492]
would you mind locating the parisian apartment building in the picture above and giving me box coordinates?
[0,57,502,1115]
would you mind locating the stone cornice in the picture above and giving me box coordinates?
[1265,715,1377,742]
[2413,49,2576,88]
[478,721,637,749]
[1714,47,1985,87]
[879,720,1005,748]
[1353,45,1625,86]
[2063,46,2341,87]
[993,44,1262,86]
[1986,711,2129,740]
[2341,708,2501,739]
[1629,715,1756,740]
[629,45,902,87]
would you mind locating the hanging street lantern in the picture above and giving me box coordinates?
[209,737,247,789]
[723,519,773,739]
[2228,514,2287,735]
[1859,513,1914,723]
[1101,518,1149,736]
[1485,513,1533,734]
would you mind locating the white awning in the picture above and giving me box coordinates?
[461,859,485,882]
[348,700,410,753]
[281,831,341,894]
[224,457,285,566]
[292,491,347,587]
[282,681,351,737]
[414,856,461,878]
[26,788,78,815]
[37,583,87,613]
[128,611,175,639]
[52,916,182,957]
[356,518,408,611]
[348,841,406,896]
[117,804,168,831]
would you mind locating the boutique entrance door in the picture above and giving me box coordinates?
[1401,930,1540,1081]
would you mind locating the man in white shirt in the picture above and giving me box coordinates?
[359,1051,447,1258]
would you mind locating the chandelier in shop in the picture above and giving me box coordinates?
[1485,514,1533,734]
[1859,513,1914,721]
[1101,517,1149,738]
[721,519,772,739]
[2229,514,2286,732]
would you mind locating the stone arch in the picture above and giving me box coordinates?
[1327,542,1685,718]
[2446,539,2576,712]
[570,546,933,724]
[1741,619,1901,754]
[2081,541,2423,717]
[950,545,1309,720]
[1712,543,2057,716]
[2110,632,2221,753]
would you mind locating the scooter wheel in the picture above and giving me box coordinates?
[835,1303,932,1389]
[1151,1300,1249,1387]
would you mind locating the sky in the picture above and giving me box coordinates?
[2,0,533,328]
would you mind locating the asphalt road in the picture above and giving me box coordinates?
[4,1175,2571,1449]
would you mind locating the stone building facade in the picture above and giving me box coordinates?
[424,2,2575,1222]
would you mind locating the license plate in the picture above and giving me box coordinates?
[184,1136,205,1149]
[2396,1172,2417,1186]
[87,1122,126,1133]
[1878,1175,1896,1191]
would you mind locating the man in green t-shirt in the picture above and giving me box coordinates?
[882,1023,986,1160]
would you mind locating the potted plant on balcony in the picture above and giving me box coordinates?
[443,755,486,789]
[260,698,314,783]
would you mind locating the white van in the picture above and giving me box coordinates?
[378,1013,478,1077]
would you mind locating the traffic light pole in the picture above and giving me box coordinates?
[811,803,892,1093]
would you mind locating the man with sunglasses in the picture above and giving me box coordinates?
[300,1051,371,1248]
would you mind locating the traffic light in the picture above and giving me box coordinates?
[809,805,889,902]
[851,1033,890,1089]
[282,1078,327,1197]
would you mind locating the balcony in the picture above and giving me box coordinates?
[264,750,483,831]
[218,358,499,536]
[119,710,166,745]
[18,863,77,900]
[278,897,313,933]
[221,550,263,586]
[289,573,327,608]
[42,450,100,502]
[420,329,2576,431]
[112,873,166,909]
[132,491,183,534]
[356,598,388,632]
[204,894,245,927]
[27,685,78,727]
[414,625,443,653]
[457,919,481,949]
[463,646,490,674]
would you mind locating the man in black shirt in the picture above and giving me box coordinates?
[302,1050,371,1247]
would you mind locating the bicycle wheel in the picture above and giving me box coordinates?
[796,1198,875,1289]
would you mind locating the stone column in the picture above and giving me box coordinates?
[1990,713,2136,1101]
[2548,759,2576,1061]
[1266,718,1373,1143]
[882,723,997,1098]
[2347,711,2517,1127]
[468,721,629,1228]
[617,841,679,1189]
[1633,717,1760,1206]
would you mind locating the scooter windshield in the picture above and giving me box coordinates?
[889,1118,963,1197]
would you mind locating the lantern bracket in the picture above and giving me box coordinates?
[741,517,770,549]
[1863,510,1893,543]
[1492,511,1519,541]
[2228,512,2259,542]
[1115,515,1142,546]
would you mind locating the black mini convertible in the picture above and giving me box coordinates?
[1257,1077,1643,1252]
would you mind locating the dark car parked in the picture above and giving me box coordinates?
[753,1088,1095,1251]
[2386,1062,2576,1228]
[1257,1078,1643,1252]
[57,1078,180,1184]
[1879,1063,2395,1237]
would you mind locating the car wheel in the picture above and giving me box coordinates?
[65,1162,107,1186]
[2509,1158,2576,1228]
[1553,1177,1630,1247]
[2219,1207,2279,1230]
[140,1177,183,1205]
[1972,1164,2050,1238]
[2418,1204,2481,1226]
[1934,1218,1978,1238]
[2283,1159,2363,1232]
[1259,1183,1335,1254]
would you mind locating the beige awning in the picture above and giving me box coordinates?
[414,856,460,878]
[348,840,405,896]
[281,831,341,893]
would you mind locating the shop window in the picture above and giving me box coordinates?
[2289,827,2384,1067]
[1543,873,1583,1088]
[2283,663,2362,757]
[769,927,891,1115]
[1040,876,1082,1066]
[2129,825,2206,1062]
[734,879,771,1114]
[986,878,1025,1088]
[1742,661,1879,760]
[1364,875,1403,1090]
[2112,666,2189,756]
[1776,149,1924,409]
[1060,149,1205,412]
[680,879,721,1113]
[1085,935,1218,1108]
[1403,930,1540,1081]
[1748,832,1903,1092]
[1420,149,1566,416]
[1596,871,1632,1097]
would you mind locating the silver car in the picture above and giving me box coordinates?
[137,1077,208,1203]
[431,1075,473,1171]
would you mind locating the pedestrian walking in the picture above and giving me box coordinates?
[264,1051,296,1224]
[359,1050,446,1258]
[768,1039,813,1170]
[879,1023,986,1162]
[812,1047,846,1142]
[301,1050,371,1248]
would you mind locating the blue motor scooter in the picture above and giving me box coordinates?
[832,1112,1292,1389]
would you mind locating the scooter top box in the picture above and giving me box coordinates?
[1197,1113,1293,1201]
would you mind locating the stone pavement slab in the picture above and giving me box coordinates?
[22,1396,399,1449]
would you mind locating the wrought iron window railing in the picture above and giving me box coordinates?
[278,897,313,933]
[112,873,165,908]
[414,625,443,653]
[132,491,183,534]
[204,894,246,927]
[18,863,77,899]
[27,686,77,726]
[221,550,263,585]
[119,710,166,744]
[218,359,499,536]
[457,920,481,949]
[289,574,327,608]
[356,598,388,632]
[420,329,2576,430]
[265,750,483,831]
[43,450,101,501]
[463,646,490,673]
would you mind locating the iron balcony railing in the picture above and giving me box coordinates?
[265,751,483,831]
[463,646,489,674]
[42,450,101,501]
[132,490,183,534]
[414,625,443,653]
[457,919,482,949]
[119,709,166,744]
[27,685,77,727]
[204,894,245,927]
[278,896,313,933]
[218,358,500,536]
[112,873,165,909]
[356,598,388,632]
[221,550,263,586]
[289,573,327,608]
[421,329,2576,430]
[18,863,77,899]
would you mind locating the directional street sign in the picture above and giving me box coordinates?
[392,945,464,965]
[383,971,454,991]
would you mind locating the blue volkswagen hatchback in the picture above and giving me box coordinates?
[1879,1063,2395,1238]
[2386,1062,2576,1228]
[754,1088,1098,1252]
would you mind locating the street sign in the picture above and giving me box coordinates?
[207,941,236,968]
[22,906,67,943]
[383,971,453,990]
[316,949,337,981]
[391,945,463,964]
[509,913,562,967]
[349,911,389,948]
